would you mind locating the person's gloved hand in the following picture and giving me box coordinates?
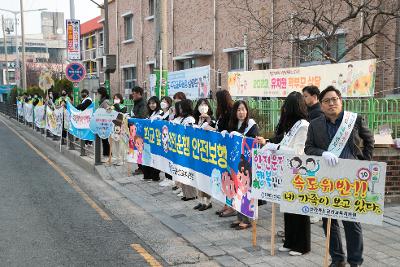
[265,143,280,152]
[220,130,228,137]
[229,131,242,138]
[322,151,339,166]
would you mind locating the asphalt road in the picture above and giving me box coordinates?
[0,119,159,267]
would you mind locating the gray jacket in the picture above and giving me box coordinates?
[305,114,374,160]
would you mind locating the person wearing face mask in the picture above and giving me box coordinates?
[76,89,92,111]
[113,93,127,113]
[192,98,216,211]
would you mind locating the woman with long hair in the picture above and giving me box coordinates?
[159,96,175,187]
[256,91,310,256]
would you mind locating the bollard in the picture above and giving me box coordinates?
[95,135,101,165]
[80,139,86,156]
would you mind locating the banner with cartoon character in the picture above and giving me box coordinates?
[251,149,286,203]
[89,108,118,139]
[34,105,46,129]
[127,118,258,219]
[228,59,376,97]
[46,106,63,136]
[280,155,386,225]
[66,101,95,141]
[110,113,129,165]
[23,103,33,123]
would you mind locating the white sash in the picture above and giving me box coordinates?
[280,119,308,147]
[328,111,358,157]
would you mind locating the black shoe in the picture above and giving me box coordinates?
[350,264,360,267]
[193,203,203,210]
[181,197,195,201]
[329,262,346,267]
[199,203,212,211]
[230,221,241,228]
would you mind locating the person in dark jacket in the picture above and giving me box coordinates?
[76,89,92,111]
[98,87,111,160]
[130,86,147,118]
[305,86,374,267]
[302,85,323,121]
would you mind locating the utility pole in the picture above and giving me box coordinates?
[70,0,75,19]
[19,0,26,90]
[14,13,19,87]
[2,15,9,84]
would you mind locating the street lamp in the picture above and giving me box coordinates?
[0,6,47,88]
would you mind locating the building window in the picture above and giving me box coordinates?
[257,62,270,70]
[85,37,90,50]
[99,32,104,47]
[177,59,196,70]
[149,0,155,16]
[229,50,244,71]
[299,34,346,65]
[124,15,133,41]
[123,67,136,89]
[149,63,154,74]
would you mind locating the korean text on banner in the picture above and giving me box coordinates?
[89,108,118,139]
[280,155,386,225]
[228,59,376,97]
[66,19,81,60]
[127,118,258,219]
[168,65,211,99]
[66,102,95,141]
[46,106,63,136]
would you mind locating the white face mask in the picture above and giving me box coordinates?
[198,105,209,114]
[160,101,169,110]
[114,99,120,104]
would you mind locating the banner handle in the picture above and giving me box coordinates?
[271,202,276,256]
[324,218,332,267]
[252,219,257,248]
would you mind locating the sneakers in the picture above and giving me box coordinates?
[329,262,346,267]
[177,192,183,197]
[173,187,182,194]
[278,246,291,252]
[310,216,320,224]
[198,203,212,211]
[289,251,303,256]
[159,179,174,187]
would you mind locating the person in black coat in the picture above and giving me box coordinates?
[130,86,147,119]
[302,85,323,121]
[76,89,92,111]
[305,86,374,267]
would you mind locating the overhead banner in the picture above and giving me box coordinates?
[23,103,33,123]
[34,105,46,129]
[89,108,118,139]
[127,118,258,219]
[251,149,286,203]
[228,59,376,97]
[168,65,211,99]
[66,102,95,141]
[66,19,81,60]
[46,106,63,136]
[280,155,386,225]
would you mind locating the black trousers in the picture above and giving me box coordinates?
[102,138,110,156]
[143,166,160,181]
[283,213,311,254]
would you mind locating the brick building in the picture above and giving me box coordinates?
[100,0,400,98]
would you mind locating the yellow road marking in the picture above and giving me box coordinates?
[0,118,112,221]
[130,244,162,267]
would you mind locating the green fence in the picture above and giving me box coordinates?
[124,98,400,138]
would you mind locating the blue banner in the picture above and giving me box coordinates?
[66,101,96,141]
[128,118,258,219]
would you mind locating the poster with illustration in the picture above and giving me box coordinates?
[46,106,63,136]
[168,65,210,99]
[127,118,257,219]
[24,103,33,123]
[251,149,286,203]
[280,155,386,225]
[89,108,118,139]
[34,105,46,129]
[66,102,95,141]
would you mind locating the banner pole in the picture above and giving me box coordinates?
[324,218,332,267]
[252,203,259,248]
[60,107,64,153]
[270,202,276,256]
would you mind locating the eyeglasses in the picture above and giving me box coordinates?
[321,97,340,104]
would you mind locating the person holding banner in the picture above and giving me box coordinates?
[159,96,175,187]
[192,98,216,211]
[305,86,374,267]
[256,91,311,256]
[204,90,236,217]
[77,89,93,146]
[229,100,259,230]
[113,94,127,114]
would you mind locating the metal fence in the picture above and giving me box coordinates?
[123,98,400,138]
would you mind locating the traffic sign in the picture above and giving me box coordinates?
[66,62,86,83]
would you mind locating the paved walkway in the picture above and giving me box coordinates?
[98,163,400,267]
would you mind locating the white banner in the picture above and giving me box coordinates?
[168,65,211,99]
[280,155,386,225]
[34,105,45,129]
[46,106,63,136]
[24,103,33,123]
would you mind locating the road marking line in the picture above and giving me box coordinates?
[130,244,162,267]
[0,118,112,221]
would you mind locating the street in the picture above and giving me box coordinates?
[0,119,162,267]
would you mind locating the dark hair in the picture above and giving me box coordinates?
[173,91,186,101]
[179,99,193,118]
[216,89,233,119]
[132,86,144,96]
[147,96,161,115]
[81,89,89,95]
[302,85,320,97]
[319,86,342,102]
[174,101,181,117]
[275,91,307,137]
[161,96,172,108]
[113,93,124,104]
[290,157,302,168]
[229,100,250,133]
[193,98,213,123]
[98,87,109,99]
[306,158,316,165]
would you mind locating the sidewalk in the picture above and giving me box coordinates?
[97,163,400,267]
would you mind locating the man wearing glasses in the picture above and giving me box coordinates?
[305,86,374,267]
